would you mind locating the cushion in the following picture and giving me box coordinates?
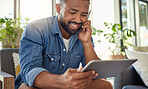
[12,53,20,76]
[134,46,148,52]
[126,49,148,87]
[122,85,148,89]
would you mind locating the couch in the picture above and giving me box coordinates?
[114,65,147,89]
[0,48,19,89]
[114,47,148,89]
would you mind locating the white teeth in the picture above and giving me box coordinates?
[71,23,78,27]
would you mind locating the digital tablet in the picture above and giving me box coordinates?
[81,59,137,79]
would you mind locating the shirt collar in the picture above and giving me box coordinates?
[52,16,61,35]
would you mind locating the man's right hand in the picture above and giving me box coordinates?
[59,68,98,89]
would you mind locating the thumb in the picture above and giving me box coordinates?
[77,66,83,72]
[77,62,83,72]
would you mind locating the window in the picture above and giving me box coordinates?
[138,1,148,46]
[139,1,148,28]
[121,0,148,47]
[121,0,137,47]
[121,0,128,28]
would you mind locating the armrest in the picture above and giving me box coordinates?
[0,48,19,77]
[114,65,145,89]
[0,71,14,89]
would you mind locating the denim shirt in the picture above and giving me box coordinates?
[15,16,94,88]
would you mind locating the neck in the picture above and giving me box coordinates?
[58,16,71,39]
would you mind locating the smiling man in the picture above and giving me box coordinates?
[15,0,113,89]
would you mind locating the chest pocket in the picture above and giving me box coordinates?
[44,52,60,74]
[69,51,82,68]
[71,52,81,61]
[45,52,60,61]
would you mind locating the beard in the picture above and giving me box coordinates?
[60,16,82,35]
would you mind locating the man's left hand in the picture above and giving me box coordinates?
[78,20,92,44]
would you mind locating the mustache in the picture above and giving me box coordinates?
[68,21,83,25]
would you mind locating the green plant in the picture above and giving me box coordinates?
[0,16,29,48]
[104,22,136,55]
[92,22,136,55]
[91,26,104,43]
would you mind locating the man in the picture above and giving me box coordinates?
[16,0,113,89]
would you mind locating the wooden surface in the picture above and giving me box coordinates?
[0,71,14,89]
[108,55,124,60]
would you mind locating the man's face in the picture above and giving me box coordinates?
[59,0,89,35]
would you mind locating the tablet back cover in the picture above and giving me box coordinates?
[81,59,137,79]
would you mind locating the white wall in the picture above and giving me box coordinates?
[20,0,52,23]
[0,0,14,18]
[91,0,120,59]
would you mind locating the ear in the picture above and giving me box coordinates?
[56,4,61,15]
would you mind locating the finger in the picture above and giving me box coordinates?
[75,76,93,89]
[72,75,92,88]
[82,21,91,31]
[73,71,95,80]
[83,20,91,26]
[74,82,87,89]
[82,25,91,31]
[81,75,93,83]
[67,69,97,80]
[85,77,93,88]
[93,73,99,79]
[79,72,98,80]
[83,25,92,33]
[67,68,78,73]
[88,72,99,80]
[76,81,88,89]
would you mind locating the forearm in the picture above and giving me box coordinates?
[82,41,100,64]
[34,71,63,89]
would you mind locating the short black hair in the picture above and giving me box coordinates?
[59,0,66,4]
[59,0,90,4]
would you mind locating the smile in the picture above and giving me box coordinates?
[70,23,79,29]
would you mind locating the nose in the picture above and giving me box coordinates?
[73,13,82,23]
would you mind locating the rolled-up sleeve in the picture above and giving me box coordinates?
[19,23,48,87]
[26,68,48,87]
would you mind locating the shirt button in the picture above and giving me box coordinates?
[62,64,65,66]
[51,58,54,61]
[63,49,66,52]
